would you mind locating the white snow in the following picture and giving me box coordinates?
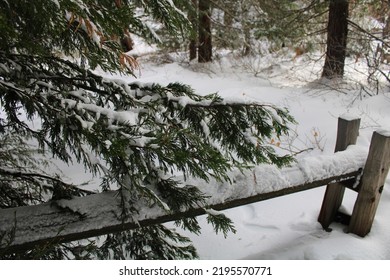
[11,47,390,259]
[92,50,390,260]
[205,208,225,216]
[188,144,367,207]
[376,129,390,138]
[339,112,360,121]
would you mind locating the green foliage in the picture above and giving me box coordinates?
[251,1,327,43]
[206,211,236,238]
[152,0,196,52]
[209,0,329,54]
[1,241,100,260]
[0,0,295,259]
[97,225,198,260]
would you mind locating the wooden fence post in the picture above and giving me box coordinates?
[348,130,390,236]
[318,117,361,229]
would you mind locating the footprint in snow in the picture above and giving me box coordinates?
[243,222,280,231]
[289,221,314,232]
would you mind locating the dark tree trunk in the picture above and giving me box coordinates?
[198,0,212,63]
[189,39,197,61]
[322,0,349,78]
[189,0,198,61]
[121,32,134,52]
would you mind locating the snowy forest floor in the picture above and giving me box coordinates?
[67,46,390,260]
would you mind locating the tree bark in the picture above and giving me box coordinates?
[189,40,197,61]
[322,0,349,78]
[189,0,198,61]
[121,31,134,52]
[198,0,212,62]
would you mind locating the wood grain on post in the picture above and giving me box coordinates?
[318,117,361,229]
[348,130,390,236]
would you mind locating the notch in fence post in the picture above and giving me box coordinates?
[318,117,361,229]
[348,130,390,237]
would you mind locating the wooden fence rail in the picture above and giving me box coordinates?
[1,117,389,254]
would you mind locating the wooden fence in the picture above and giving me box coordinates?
[318,118,390,236]
[1,117,389,254]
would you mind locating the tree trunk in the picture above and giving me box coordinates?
[322,0,349,78]
[189,40,197,61]
[198,0,212,63]
[115,0,134,52]
[243,27,252,56]
[189,0,198,61]
[121,31,134,52]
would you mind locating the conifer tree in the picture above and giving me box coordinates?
[211,0,328,55]
[0,0,294,259]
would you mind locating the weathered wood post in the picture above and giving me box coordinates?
[318,117,361,229]
[348,130,390,236]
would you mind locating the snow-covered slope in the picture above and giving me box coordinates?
[65,49,390,259]
[125,52,390,260]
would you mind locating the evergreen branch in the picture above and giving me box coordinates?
[348,19,390,50]
[0,167,95,197]
[0,0,296,259]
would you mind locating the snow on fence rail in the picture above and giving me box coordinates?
[0,117,389,254]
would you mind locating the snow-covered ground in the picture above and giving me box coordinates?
[64,45,390,260]
[119,49,390,260]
